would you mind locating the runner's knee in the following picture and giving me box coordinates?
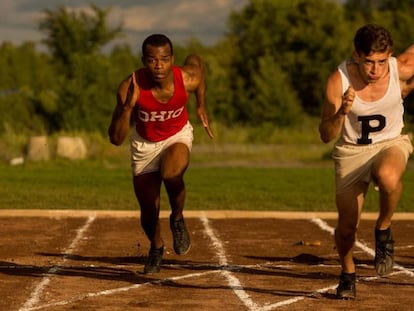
[161,165,186,183]
[375,169,402,193]
[336,224,358,241]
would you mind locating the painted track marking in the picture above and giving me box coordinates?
[8,214,414,310]
[311,218,414,277]
[18,215,96,311]
[200,215,260,310]
[200,216,336,311]
[20,270,219,311]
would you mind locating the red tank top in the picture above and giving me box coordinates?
[134,66,189,142]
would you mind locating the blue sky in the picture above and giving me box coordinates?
[0,0,248,51]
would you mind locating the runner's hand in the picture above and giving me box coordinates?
[340,86,355,115]
[197,106,214,139]
[125,72,139,109]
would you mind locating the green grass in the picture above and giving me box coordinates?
[1,160,413,212]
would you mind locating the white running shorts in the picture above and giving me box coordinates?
[130,122,193,176]
[333,134,413,193]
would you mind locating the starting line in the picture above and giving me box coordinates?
[2,209,414,220]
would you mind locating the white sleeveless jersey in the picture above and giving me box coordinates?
[338,57,404,144]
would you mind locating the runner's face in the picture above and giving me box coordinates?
[354,51,391,84]
[142,44,174,82]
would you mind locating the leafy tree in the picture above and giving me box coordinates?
[251,53,302,125]
[0,42,56,134]
[39,5,122,69]
[108,44,138,80]
[56,53,116,132]
[226,0,353,125]
[202,39,238,123]
[344,0,414,53]
[37,5,123,133]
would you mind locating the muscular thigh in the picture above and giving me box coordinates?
[334,135,413,193]
[372,146,407,184]
[161,143,190,178]
[133,172,162,205]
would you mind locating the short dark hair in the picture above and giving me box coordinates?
[142,34,173,57]
[354,24,393,55]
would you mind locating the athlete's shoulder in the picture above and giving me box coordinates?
[172,65,183,76]
[178,65,201,92]
[327,68,342,89]
[117,75,130,94]
[397,48,414,81]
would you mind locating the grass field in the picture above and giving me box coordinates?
[1,154,413,212]
[1,120,412,212]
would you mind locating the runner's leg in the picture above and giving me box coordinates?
[161,143,190,220]
[335,182,368,273]
[133,172,164,249]
[161,143,192,254]
[372,146,407,230]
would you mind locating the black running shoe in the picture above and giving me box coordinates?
[336,272,356,300]
[375,228,394,276]
[170,215,191,255]
[143,245,164,274]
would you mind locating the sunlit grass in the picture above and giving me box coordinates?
[1,160,413,212]
[1,119,412,212]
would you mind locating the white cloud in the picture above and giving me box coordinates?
[0,0,248,49]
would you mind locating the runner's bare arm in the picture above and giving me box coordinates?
[398,44,414,98]
[319,70,354,143]
[108,72,139,145]
[182,55,214,138]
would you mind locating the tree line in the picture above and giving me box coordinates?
[1,0,414,136]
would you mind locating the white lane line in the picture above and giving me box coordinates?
[21,270,220,311]
[257,284,338,311]
[200,216,260,311]
[18,215,96,311]
[23,267,411,311]
[310,218,414,277]
[255,217,414,311]
[311,217,376,256]
[231,218,414,311]
[17,216,414,311]
[198,216,342,311]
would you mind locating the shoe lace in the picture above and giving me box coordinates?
[147,247,162,264]
[150,248,162,256]
[376,240,394,259]
[172,219,185,239]
[338,273,355,290]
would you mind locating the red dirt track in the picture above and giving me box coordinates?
[1,210,414,311]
